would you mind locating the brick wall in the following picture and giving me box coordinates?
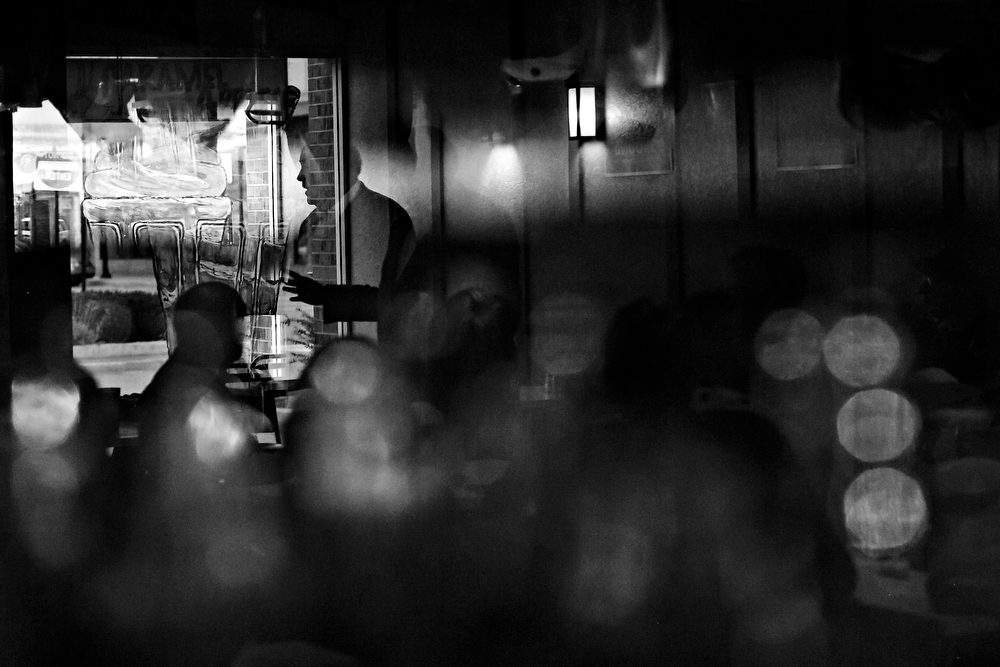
[244,126,273,237]
[238,124,282,315]
[307,58,345,347]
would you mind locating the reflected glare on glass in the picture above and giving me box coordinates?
[205,524,288,588]
[11,378,81,450]
[837,389,921,462]
[188,396,248,465]
[11,451,81,499]
[11,451,86,569]
[562,471,675,627]
[530,293,604,378]
[309,340,382,405]
[567,520,656,625]
[843,467,927,553]
[822,314,901,387]
[299,410,417,517]
[753,308,824,381]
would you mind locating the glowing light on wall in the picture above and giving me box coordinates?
[822,314,901,387]
[478,143,524,214]
[753,309,824,381]
[843,467,927,553]
[837,389,921,462]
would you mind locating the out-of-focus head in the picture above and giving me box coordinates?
[602,297,675,407]
[724,245,809,324]
[665,290,749,400]
[302,336,383,405]
[172,282,247,368]
[347,143,362,186]
[289,337,436,517]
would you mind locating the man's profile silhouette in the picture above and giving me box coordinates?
[285,143,416,343]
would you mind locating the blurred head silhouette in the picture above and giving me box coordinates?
[171,282,247,369]
[602,297,675,408]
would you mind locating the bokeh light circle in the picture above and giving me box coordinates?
[837,389,921,462]
[843,468,927,553]
[189,397,248,465]
[753,309,824,381]
[822,315,901,387]
[308,339,381,405]
[11,378,81,450]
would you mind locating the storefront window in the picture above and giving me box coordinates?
[11,56,330,392]
[12,101,88,278]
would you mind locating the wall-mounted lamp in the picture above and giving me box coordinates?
[245,85,301,126]
[566,79,602,140]
[481,131,509,145]
[504,73,523,96]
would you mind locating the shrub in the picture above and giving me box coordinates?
[117,291,167,342]
[73,295,133,344]
[72,290,166,344]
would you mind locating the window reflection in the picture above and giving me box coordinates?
[10,57,321,391]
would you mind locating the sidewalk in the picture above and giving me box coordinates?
[74,340,169,396]
[76,259,158,294]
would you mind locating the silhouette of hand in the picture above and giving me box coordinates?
[285,270,327,306]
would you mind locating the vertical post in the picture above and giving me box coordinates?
[332,58,350,339]
[734,77,756,224]
[80,212,87,291]
[0,108,11,474]
[268,123,279,241]
[0,109,13,389]
[100,233,111,278]
[51,191,59,250]
[567,142,582,224]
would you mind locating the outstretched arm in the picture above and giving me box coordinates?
[285,270,328,306]
[285,270,379,323]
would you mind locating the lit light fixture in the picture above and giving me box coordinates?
[481,131,509,145]
[566,79,601,140]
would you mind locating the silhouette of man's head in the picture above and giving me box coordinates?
[297,142,363,207]
[173,282,248,368]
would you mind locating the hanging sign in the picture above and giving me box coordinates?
[34,151,82,192]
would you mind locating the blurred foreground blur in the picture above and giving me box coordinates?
[7,242,1000,667]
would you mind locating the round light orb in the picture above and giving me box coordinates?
[837,389,921,462]
[822,315,901,387]
[843,467,927,554]
[754,309,824,381]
